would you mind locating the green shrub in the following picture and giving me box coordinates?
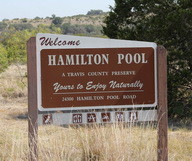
[0,22,7,32]
[0,44,8,72]
[11,23,34,31]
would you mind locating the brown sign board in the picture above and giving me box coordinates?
[36,33,157,111]
[28,35,168,161]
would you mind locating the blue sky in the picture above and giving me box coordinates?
[0,0,115,21]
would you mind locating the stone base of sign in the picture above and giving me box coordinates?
[38,109,157,126]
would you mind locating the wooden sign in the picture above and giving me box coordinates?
[36,33,157,111]
[28,34,168,161]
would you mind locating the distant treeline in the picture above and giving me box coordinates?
[0,10,106,72]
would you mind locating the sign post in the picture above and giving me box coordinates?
[27,37,38,161]
[27,34,168,161]
[157,46,168,161]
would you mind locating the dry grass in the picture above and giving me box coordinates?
[0,65,192,161]
[0,111,192,161]
[0,64,27,102]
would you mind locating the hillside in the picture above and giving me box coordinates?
[5,14,105,27]
[0,11,107,34]
[0,11,108,74]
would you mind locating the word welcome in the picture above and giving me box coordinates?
[39,37,80,46]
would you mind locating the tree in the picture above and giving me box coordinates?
[0,44,8,72]
[52,17,63,27]
[103,0,192,119]
[61,23,86,35]
[87,10,104,15]
[51,14,56,19]
[0,25,61,65]
[0,22,7,32]
[11,23,34,31]
[85,25,95,33]
[21,18,28,23]
[34,16,41,20]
